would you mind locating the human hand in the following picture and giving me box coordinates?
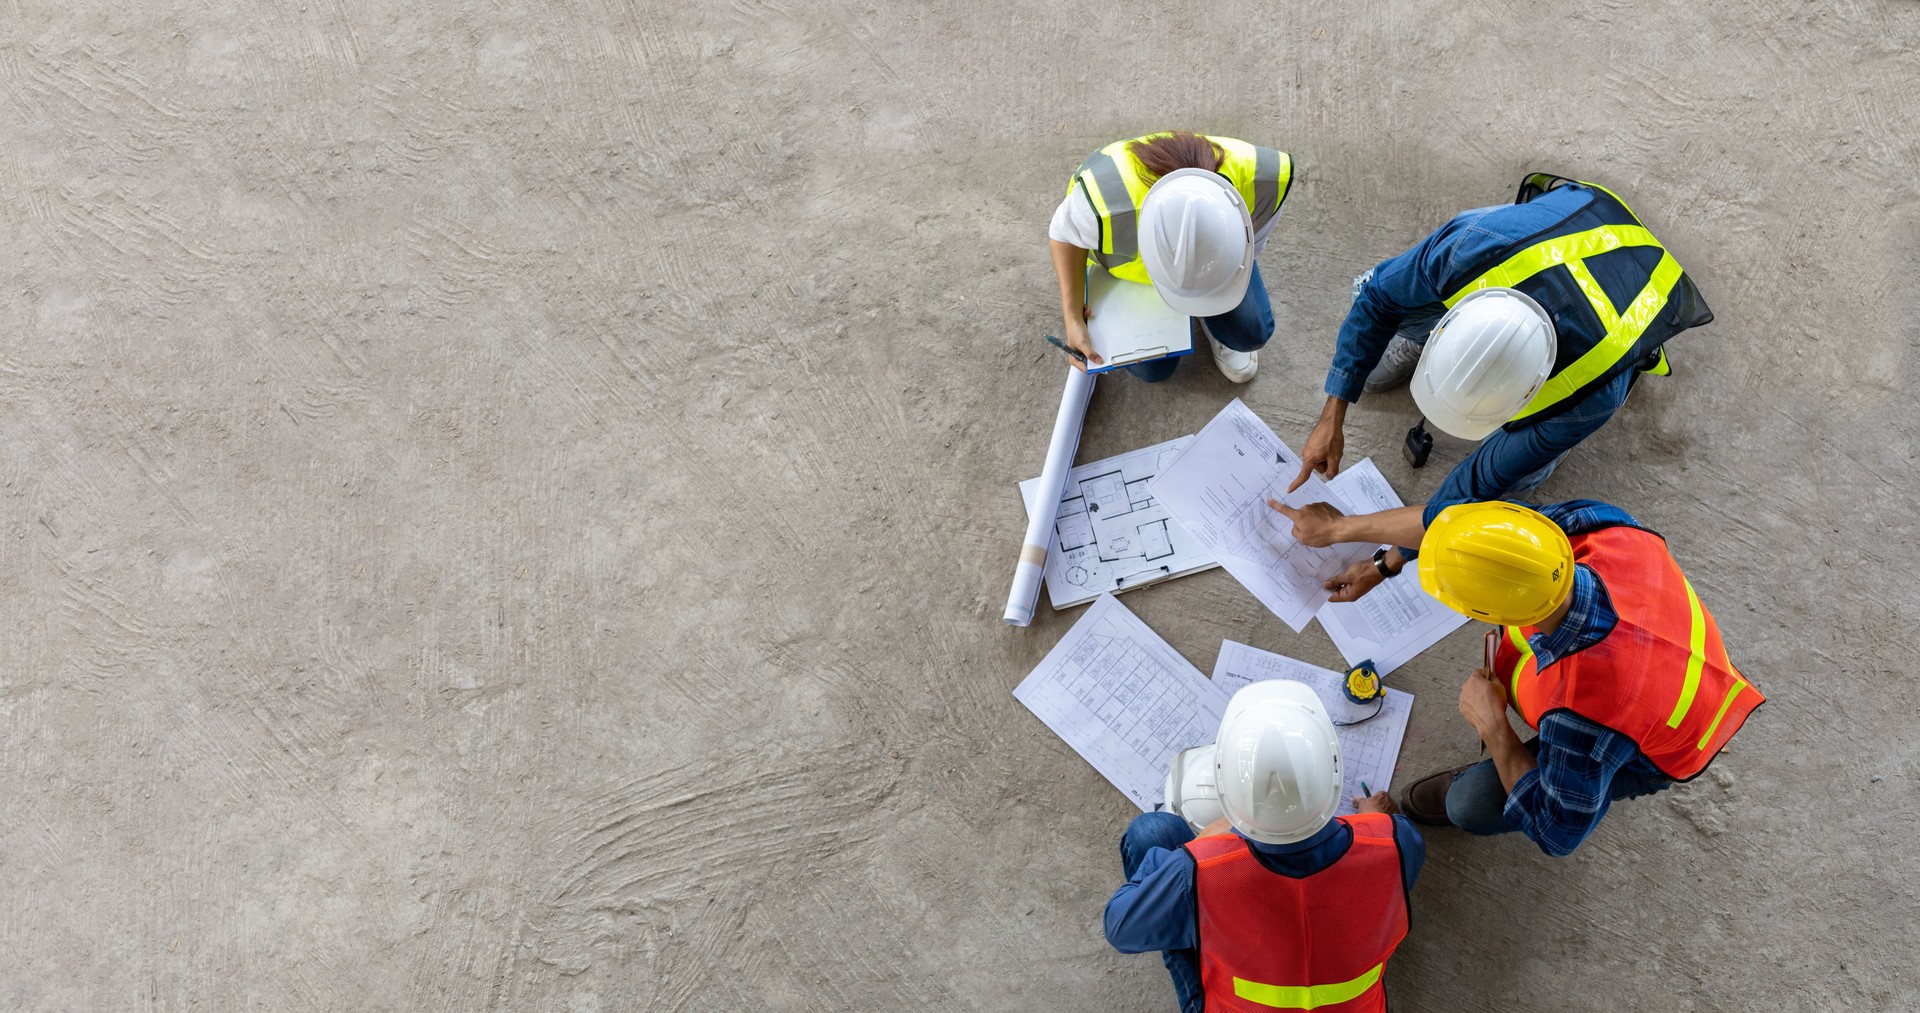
[1265,500,1347,548]
[1065,306,1102,368]
[1288,413,1345,492]
[1323,558,1386,603]
[1353,791,1400,815]
[1457,667,1509,738]
[1197,815,1234,838]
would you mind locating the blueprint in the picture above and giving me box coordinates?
[1013,594,1229,810]
[1148,400,1374,631]
[1211,639,1413,816]
[1019,435,1218,609]
[1318,459,1471,675]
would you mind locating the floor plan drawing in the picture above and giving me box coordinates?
[1013,594,1229,810]
[1020,436,1218,610]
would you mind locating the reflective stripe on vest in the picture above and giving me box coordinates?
[1233,963,1384,1010]
[1506,624,1534,705]
[1494,525,1762,779]
[1444,223,1683,422]
[1070,134,1291,283]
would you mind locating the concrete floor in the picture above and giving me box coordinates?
[4,1,1918,1009]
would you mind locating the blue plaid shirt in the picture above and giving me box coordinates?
[1442,498,1675,856]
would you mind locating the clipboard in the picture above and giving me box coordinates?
[1084,264,1193,373]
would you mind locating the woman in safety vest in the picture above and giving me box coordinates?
[1275,176,1714,604]
[1105,681,1425,1013]
[1049,131,1293,383]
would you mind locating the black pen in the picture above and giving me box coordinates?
[1044,334,1088,363]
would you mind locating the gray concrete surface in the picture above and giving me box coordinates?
[3,1,1918,1009]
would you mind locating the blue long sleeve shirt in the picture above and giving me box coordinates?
[1103,817,1426,954]
[1438,497,1676,856]
[1324,185,1599,404]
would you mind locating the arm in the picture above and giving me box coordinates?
[1049,238,1100,367]
[1293,216,1481,491]
[1264,501,1429,602]
[1457,666,1536,792]
[1499,711,1646,858]
[1103,846,1198,954]
[1267,502,1428,550]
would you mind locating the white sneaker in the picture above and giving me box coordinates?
[1208,334,1258,383]
[1363,335,1423,393]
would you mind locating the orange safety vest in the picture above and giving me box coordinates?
[1493,524,1763,780]
[1185,814,1408,1012]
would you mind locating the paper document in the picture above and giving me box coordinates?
[1013,594,1228,810]
[1083,265,1192,373]
[1149,400,1373,631]
[1317,459,1471,674]
[1019,436,1218,609]
[1211,640,1413,816]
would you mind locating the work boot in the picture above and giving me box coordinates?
[1208,334,1258,383]
[1362,335,1422,393]
[1398,765,1468,826]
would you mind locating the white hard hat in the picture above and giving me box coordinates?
[1163,743,1225,834]
[1213,680,1342,844]
[1137,168,1255,317]
[1411,288,1556,441]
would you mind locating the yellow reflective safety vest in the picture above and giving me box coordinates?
[1068,133,1292,285]
[1444,177,1713,430]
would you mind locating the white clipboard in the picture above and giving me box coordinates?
[1084,265,1193,373]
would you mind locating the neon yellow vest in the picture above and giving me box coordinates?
[1444,178,1710,428]
[1068,134,1292,285]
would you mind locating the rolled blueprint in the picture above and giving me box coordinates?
[1004,366,1097,625]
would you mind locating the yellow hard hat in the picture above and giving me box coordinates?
[1417,502,1574,627]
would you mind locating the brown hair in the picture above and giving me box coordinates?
[1128,131,1224,185]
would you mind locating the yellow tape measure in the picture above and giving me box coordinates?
[1343,661,1382,705]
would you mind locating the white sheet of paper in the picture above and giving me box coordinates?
[1317,459,1471,675]
[1148,400,1373,631]
[1211,639,1413,816]
[1012,594,1228,810]
[1084,265,1192,372]
[1019,436,1219,609]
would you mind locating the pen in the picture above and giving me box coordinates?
[1360,781,1371,797]
[1044,334,1088,363]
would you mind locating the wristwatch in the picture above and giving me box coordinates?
[1372,547,1400,579]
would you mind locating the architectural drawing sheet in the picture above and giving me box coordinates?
[1019,436,1219,609]
[1211,639,1413,817]
[1148,400,1373,631]
[1318,459,1472,675]
[1013,594,1229,810]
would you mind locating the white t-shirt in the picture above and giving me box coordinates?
[1049,179,1280,257]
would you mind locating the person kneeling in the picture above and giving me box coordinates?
[1104,681,1425,1013]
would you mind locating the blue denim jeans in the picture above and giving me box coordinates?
[1127,262,1274,383]
[1120,813,1205,1013]
[1443,739,1674,835]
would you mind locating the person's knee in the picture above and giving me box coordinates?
[1444,768,1512,836]
[1122,812,1192,856]
[1128,361,1179,383]
[1120,812,1191,878]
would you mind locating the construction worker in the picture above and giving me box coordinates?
[1105,681,1424,1013]
[1275,498,1763,856]
[1049,131,1293,383]
[1281,174,1713,603]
